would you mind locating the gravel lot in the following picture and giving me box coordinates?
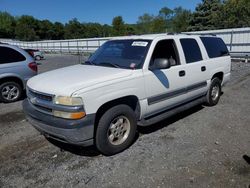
[0,54,250,188]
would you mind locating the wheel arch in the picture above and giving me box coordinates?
[212,72,224,82]
[94,95,140,131]
[0,76,24,89]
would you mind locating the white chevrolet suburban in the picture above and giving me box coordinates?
[23,34,231,155]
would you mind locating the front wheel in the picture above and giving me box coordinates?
[35,55,41,61]
[95,104,137,156]
[205,77,222,106]
[0,82,22,103]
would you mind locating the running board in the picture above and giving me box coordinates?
[138,96,206,126]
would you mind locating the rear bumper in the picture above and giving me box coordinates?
[22,99,95,146]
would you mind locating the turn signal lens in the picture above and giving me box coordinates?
[53,111,86,120]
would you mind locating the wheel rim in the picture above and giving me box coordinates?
[107,116,131,145]
[1,85,20,101]
[211,85,219,101]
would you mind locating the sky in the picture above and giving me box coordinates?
[0,0,201,25]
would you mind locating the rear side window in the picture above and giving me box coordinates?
[200,37,229,58]
[180,39,203,63]
[0,47,26,64]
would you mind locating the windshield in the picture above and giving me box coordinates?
[86,39,151,69]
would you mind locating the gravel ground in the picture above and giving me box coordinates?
[0,54,250,188]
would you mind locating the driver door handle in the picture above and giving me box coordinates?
[179,70,186,77]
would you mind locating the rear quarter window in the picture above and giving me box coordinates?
[0,46,26,64]
[200,37,229,58]
[180,38,203,63]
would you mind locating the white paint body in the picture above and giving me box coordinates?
[27,34,231,119]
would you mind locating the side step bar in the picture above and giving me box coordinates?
[138,96,206,127]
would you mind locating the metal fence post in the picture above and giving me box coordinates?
[77,40,79,54]
[230,30,234,52]
[60,41,62,54]
[68,41,70,53]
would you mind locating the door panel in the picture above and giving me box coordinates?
[183,61,209,99]
[179,38,209,99]
[143,39,190,117]
[144,66,187,117]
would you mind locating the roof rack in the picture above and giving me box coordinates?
[167,32,217,36]
[185,33,217,36]
[167,32,181,35]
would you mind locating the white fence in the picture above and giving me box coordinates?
[1,27,250,57]
[187,27,250,58]
[1,38,110,53]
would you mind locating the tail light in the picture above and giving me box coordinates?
[28,62,37,72]
[27,51,34,57]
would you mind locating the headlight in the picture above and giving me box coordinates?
[53,96,85,119]
[54,96,83,106]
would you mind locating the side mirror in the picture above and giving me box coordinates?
[151,58,171,70]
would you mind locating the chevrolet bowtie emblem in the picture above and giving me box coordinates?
[30,97,37,104]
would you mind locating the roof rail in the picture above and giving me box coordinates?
[199,33,217,36]
[167,32,217,36]
[167,32,181,35]
[186,33,217,36]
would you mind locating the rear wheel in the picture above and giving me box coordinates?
[205,77,222,106]
[95,104,137,156]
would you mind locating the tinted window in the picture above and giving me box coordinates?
[201,37,229,58]
[0,47,26,64]
[180,39,203,63]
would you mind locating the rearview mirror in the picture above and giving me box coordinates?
[151,58,171,70]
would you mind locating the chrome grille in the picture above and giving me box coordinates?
[27,88,54,114]
[28,89,53,102]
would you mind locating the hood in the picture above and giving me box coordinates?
[27,64,133,96]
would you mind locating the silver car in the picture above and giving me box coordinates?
[0,44,37,103]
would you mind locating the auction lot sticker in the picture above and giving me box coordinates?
[132,41,148,47]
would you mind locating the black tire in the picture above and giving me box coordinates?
[95,104,137,156]
[0,81,22,103]
[205,77,222,106]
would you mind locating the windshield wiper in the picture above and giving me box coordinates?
[83,60,96,65]
[98,62,121,68]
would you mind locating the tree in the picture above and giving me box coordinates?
[83,23,103,38]
[112,16,125,36]
[136,13,154,34]
[220,0,250,28]
[64,18,85,39]
[37,20,55,40]
[159,7,173,20]
[151,17,167,33]
[0,12,16,38]
[172,7,192,32]
[188,0,223,31]
[102,24,113,37]
[125,24,136,35]
[15,15,39,41]
[53,22,65,40]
